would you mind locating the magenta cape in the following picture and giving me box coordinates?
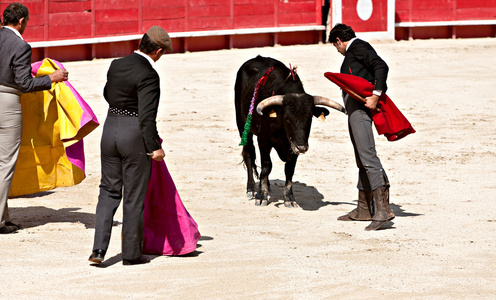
[324,72,415,141]
[143,159,200,256]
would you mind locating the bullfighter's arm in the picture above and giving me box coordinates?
[137,71,162,153]
[13,42,52,93]
[353,43,389,93]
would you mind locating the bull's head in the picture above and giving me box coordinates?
[256,93,346,155]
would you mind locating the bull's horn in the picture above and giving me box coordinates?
[313,96,346,114]
[256,95,284,115]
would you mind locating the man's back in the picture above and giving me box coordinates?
[103,53,159,112]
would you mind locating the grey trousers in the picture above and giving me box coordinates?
[92,112,151,260]
[344,94,388,191]
[0,84,22,229]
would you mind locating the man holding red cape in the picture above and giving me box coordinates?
[328,24,395,231]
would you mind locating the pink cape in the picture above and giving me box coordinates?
[143,159,201,256]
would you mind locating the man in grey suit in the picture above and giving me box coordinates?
[88,26,171,266]
[0,2,68,234]
[329,24,395,231]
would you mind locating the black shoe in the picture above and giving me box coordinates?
[5,221,21,229]
[122,255,150,266]
[0,225,18,234]
[88,249,106,264]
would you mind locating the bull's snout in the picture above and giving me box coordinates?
[296,145,308,153]
[292,144,309,155]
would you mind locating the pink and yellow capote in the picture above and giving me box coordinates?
[9,58,99,197]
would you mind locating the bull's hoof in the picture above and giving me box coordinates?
[255,199,269,206]
[284,201,299,208]
[246,191,256,199]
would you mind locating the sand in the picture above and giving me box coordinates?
[2,37,496,299]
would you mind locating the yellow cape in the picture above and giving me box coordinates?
[9,58,99,197]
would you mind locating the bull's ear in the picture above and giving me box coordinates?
[313,107,329,119]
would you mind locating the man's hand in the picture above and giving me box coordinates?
[49,69,69,83]
[151,149,165,161]
[364,94,380,110]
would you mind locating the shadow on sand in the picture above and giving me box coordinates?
[250,180,424,219]
[90,237,211,268]
[10,206,96,229]
[250,179,344,211]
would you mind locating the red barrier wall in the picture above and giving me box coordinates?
[341,0,389,32]
[395,0,496,39]
[2,0,495,61]
[396,0,496,22]
[0,0,323,61]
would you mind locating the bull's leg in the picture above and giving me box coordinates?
[257,145,272,206]
[283,155,298,208]
[242,133,258,199]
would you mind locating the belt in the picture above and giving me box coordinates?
[109,106,138,117]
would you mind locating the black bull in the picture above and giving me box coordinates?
[235,56,346,207]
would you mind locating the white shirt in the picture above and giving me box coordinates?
[3,26,23,40]
[346,37,357,51]
[134,50,158,74]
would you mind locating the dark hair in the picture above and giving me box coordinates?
[138,33,161,54]
[2,2,29,26]
[328,23,356,43]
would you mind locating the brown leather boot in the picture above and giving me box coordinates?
[337,190,373,221]
[365,186,395,231]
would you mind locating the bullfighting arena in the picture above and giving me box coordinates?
[2,37,496,299]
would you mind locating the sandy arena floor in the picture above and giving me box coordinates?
[1,37,496,299]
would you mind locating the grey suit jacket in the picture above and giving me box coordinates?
[0,27,51,93]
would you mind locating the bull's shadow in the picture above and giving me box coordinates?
[254,179,334,211]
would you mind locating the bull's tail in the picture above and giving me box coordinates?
[241,156,259,180]
[241,135,259,180]
[252,161,259,180]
